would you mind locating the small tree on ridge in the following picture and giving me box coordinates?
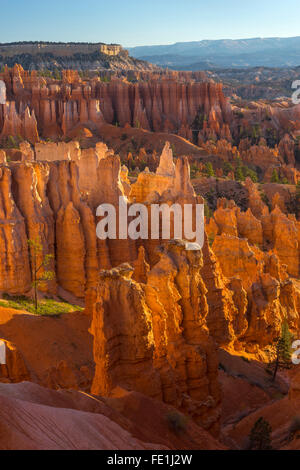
[28,237,55,314]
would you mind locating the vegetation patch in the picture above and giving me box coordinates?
[166,411,188,435]
[249,417,273,450]
[0,294,83,317]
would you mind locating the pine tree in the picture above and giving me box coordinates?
[250,417,272,450]
[281,321,293,362]
[223,162,234,176]
[244,166,258,183]
[28,237,55,314]
[235,165,245,182]
[204,200,211,218]
[271,169,280,183]
[205,162,215,177]
[270,320,293,382]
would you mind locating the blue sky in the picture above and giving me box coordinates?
[1,0,300,47]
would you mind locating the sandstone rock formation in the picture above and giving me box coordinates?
[0,150,7,164]
[207,192,300,346]
[0,166,31,293]
[156,142,176,177]
[0,340,30,383]
[1,60,300,452]
[90,241,221,434]
[0,65,231,143]
[201,237,248,346]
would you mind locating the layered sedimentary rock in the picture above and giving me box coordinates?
[0,101,39,143]
[201,237,248,346]
[201,134,300,185]
[2,64,300,184]
[47,161,99,296]
[0,139,135,297]
[213,235,263,290]
[0,65,231,143]
[236,208,263,246]
[130,145,254,348]
[262,207,299,277]
[35,141,81,162]
[0,150,6,164]
[0,158,100,298]
[0,134,298,357]
[0,141,150,298]
[0,166,31,293]
[0,340,30,383]
[207,189,300,346]
[156,142,175,177]
[56,203,86,297]
[133,246,150,284]
[11,162,56,293]
[208,191,300,280]
[90,241,221,434]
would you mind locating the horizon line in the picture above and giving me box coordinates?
[1,35,300,49]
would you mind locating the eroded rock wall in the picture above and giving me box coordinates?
[90,241,221,434]
[0,65,231,143]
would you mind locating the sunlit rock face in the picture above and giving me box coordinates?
[0,136,298,345]
[90,241,222,435]
[0,65,231,143]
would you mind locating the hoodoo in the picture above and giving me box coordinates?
[1,3,300,453]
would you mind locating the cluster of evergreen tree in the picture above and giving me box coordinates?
[234,157,258,182]
[271,169,289,185]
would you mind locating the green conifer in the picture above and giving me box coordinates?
[250,417,272,450]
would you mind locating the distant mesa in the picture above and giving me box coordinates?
[0,41,154,72]
[0,41,127,57]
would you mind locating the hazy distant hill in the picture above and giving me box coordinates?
[128,37,300,69]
